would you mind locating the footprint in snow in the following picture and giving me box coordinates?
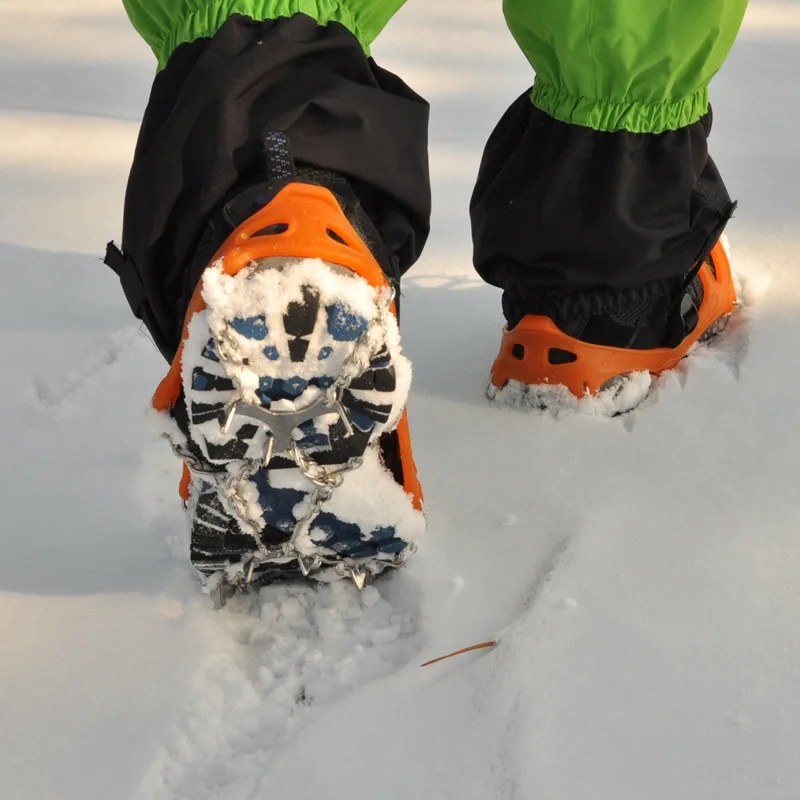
[134,579,419,800]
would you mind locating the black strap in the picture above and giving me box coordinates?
[103,241,174,361]
[262,131,296,181]
[103,241,148,315]
[693,178,734,217]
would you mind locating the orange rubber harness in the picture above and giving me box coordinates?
[152,183,423,510]
[489,239,737,397]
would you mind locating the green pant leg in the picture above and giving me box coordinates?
[503,0,748,133]
[122,0,407,69]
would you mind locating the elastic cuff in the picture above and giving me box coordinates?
[530,78,709,135]
[156,2,366,69]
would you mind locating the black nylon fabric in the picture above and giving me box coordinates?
[114,13,431,362]
[110,15,736,357]
[470,93,735,327]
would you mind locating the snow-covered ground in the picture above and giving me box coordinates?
[2,2,800,798]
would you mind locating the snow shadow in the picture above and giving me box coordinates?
[0,241,130,331]
[0,242,170,596]
[401,275,502,408]
[0,2,152,122]
[0,57,151,122]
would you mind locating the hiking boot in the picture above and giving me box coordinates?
[488,238,738,410]
[153,178,425,597]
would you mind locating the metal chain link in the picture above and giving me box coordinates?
[172,284,412,587]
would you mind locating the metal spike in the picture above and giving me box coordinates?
[245,559,256,584]
[335,401,354,436]
[263,432,275,466]
[297,555,314,577]
[221,402,238,434]
[211,581,237,609]
[351,568,368,591]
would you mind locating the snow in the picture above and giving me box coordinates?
[135,583,418,799]
[2,1,800,798]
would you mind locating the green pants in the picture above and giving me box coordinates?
[124,0,747,134]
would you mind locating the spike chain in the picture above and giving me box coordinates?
[169,286,415,590]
